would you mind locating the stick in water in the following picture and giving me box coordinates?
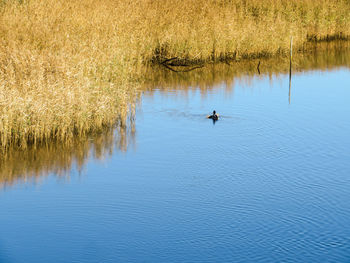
[289,36,293,104]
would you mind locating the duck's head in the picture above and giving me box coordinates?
[213,110,216,115]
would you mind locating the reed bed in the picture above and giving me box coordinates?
[1,0,350,150]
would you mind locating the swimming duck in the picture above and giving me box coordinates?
[207,110,219,120]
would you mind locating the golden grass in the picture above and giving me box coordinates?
[1,0,350,150]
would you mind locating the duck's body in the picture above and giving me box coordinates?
[207,110,219,120]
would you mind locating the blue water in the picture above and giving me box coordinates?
[1,69,350,262]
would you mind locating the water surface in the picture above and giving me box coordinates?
[1,44,350,262]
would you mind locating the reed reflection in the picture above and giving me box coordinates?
[0,122,135,188]
[144,41,350,95]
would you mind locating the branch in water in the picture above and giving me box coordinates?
[161,63,204,72]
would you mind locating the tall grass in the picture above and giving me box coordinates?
[1,0,350,150]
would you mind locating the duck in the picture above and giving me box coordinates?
[207,110,219,120]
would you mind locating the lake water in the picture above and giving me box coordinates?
[1,46,350,262]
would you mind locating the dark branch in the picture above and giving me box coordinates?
[161,63,204,73]
[160,57,178,65]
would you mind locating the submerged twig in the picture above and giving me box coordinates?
[161,63,204,72]
[160,57,178,65]
[159,57,201,67]
[289,37,293,104]
[159,56,204,72]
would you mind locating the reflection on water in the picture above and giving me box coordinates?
[144,41,350,92]
[0,123,135,188]
[1,41,349,187]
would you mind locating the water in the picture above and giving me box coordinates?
[1,47,350,262]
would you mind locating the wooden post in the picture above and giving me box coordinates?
[289,36,293,104]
